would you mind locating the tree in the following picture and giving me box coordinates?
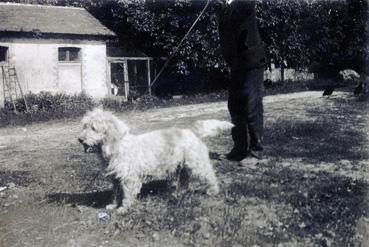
[305,0,367,76]
[119,0,225,73]
[257,0,309,81]
[257,0,367,86]
[2,0,368,94]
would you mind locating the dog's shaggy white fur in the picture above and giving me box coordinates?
[78,108,220,214]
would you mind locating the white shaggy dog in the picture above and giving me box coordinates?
[78,108,223,214]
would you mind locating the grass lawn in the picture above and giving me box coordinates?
[0,91,368,246]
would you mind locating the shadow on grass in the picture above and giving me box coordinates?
[47,190,113,208]
[0,170,33,187]
[264,97,369,162]
[264,119,368,162]
[47,181,172,208]
[228,165,368,245]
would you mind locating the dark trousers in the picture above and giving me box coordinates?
[228,67,264,152]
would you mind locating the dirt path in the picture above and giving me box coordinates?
[0,91,368,247]
[0,91,323,170]
[0,91,324,145]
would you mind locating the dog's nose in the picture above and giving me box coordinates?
[78,138,84,144]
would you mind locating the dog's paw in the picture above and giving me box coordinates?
[206,185,219,196]
[106,203,117,211]
[116,206,129,215]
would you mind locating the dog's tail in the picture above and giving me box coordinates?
[191,119,234,138]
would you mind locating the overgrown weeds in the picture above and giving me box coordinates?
[0,92,95,127]
[0,91,228,127]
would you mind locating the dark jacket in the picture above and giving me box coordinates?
[218,0,266,72]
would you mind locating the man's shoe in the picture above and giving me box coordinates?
[250,140,263,159]
[250,149,263,160]
[226,148,248,161]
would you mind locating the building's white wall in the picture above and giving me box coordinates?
[82,45,108,98]
[0,38,108,107]
[57,63,82,94]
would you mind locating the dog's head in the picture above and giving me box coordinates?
[78,108,129,153]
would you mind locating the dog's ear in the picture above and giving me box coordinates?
[115,118,129,136]
[103,113,129,137]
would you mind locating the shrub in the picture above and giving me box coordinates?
[100,97,132,112]
[264,79,326,95]
[19,91,95,117]
[100,94,169,112]
[0,91,95,127]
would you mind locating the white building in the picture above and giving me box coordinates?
[264,64,315,82]
[0,3,116,107]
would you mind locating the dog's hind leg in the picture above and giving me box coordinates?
[172,166,192,199]
[179,166,192,189]
[185,145,219,195]
[203,168,219,196]
[194,162,219,196]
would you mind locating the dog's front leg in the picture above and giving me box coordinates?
[116,178,142,215]
[114,179,124,208]
[106,177,123,211]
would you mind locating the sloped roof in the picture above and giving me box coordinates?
[0,3,115,37]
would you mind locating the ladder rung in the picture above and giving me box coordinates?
[1,64,29,112]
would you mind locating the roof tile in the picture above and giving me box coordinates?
[0,3,116,37]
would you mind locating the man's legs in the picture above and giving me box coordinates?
[226,69,249,161]
[227,95,249,161]
[246,68,264,156]
[226,68,264,161]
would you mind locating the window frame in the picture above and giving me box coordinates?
[58,47,81,63]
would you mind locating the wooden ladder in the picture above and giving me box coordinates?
[1,64,29,112]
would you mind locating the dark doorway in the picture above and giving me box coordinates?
[0,46,8,62]
[110,62,126,96]
[127,60,148,94]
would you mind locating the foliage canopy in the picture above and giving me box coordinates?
[1,0,368,90]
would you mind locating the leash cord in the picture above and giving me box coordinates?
[149,0,212,88]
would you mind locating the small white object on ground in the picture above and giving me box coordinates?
[97,211,111,221]
[0,186,7,192]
